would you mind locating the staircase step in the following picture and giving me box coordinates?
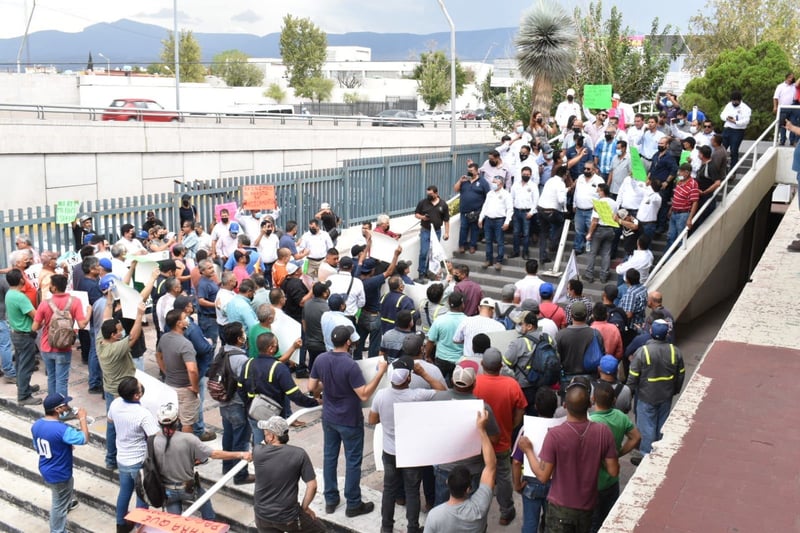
[0,502,52,533]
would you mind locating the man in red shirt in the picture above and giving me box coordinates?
[589,303,623,360]
[538,282,566,330]
[473,347,527,526]
[452,264,483,317]
[665,163,699,250]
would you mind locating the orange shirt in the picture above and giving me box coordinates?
[474,374,528,453]
[272,262,288,289]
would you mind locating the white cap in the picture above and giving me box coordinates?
[320,202,331,210]
[612,92,621,100]
[566,88,576,96]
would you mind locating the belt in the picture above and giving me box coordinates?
[361,310,379,315]
[309,257,324,261]
[576,207,593,211]
[641,156,652,161]
[514,207,532,211]
[486,216,505,220]
[11,330,33,335]
[164,481,194,490]
[672,209,690,214]
[538,207,557,213]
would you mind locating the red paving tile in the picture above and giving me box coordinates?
[634,340,800,532]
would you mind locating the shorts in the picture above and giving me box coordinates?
[176,386,201,426]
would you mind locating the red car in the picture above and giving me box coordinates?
[101,98,180,122]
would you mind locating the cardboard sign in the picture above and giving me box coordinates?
[114,282,143,320]
[125,507,229,533]
[214,202,239,223]
[395,400,483,467]
[356,357,390,407]
[68,290,90,330]
[272,311,302,364]
[629,146,648,182]
[129,251,170,285]
[521,416,566,477]
[583,84,612,109]
[242,185,277,210]
[591,199,620,227]
[135,369,178,419]
[369,231,402,263]
[56,200,81,225]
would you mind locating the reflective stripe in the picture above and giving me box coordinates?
[647,376,674,382]
[629,370,640,377]
[670,344,675,365]
[379,293,407,325]
[642,345,678,382]
[286,385,299,395]
[644,346,651,366]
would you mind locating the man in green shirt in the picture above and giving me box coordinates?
[424,292,467,387]
[5,269,40,405]
[589,380,641,532]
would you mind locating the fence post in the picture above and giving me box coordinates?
[341,167,350,227]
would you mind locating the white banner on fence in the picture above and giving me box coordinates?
[395,399,483,468]
[521,415,567,477]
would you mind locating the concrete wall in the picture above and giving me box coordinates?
[0,73,79,105]
[0,118,496,211]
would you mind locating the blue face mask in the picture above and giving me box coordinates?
[516,126,524,134]
[490,181,499,191]
[615,149,623,157]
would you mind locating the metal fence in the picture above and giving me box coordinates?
[0,144,492,268]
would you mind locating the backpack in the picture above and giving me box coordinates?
[583,329,604,373]
[135,435,166,508]
[206,347,241,403]
[519,333,561,388]
[47,296,76,351]
[494,303,517,330]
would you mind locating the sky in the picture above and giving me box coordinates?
[0,0,703,39]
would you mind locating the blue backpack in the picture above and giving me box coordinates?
[582,329,604,373]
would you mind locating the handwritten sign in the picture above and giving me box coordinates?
[521,416,566,477]
[125,507,229,533]
[583,84,612,110]
[129,251,170,284]
[56,200,81,225]
[395,400,483,467]
[679,150,690,166]
[592,199,619,227]
[629,146,648,182]
[242,185,277,210]
[214,202,239,223]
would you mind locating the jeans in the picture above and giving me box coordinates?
[0,320,15,377]
[88,328,103,390]
[133,356,145,371]
[43,351,71,397]
[116,462,147,525]
[255,507,327,533]
[47,477,74,533]
[639,221,657,240]
[665,211,689,251]
[198,314,219,347]
[656,188,672,231]
[249,417,264,447]
[105,392,117,468]
[513,209,532,256]
[165,485,215,520]
[356,311,382,360]
[590,481,619,533]
[495,450,515,519]
[322,419,365,508]
[433,465,480,505]
[521,477,550,533]
[220,403,252,482]
[722,127,745,170]
[417,228,441,277]
[636,398,672,454]
[381,452,423,533]
[10,330,37,400]
[459,213,480,250]
[538,210,564,261]
[193,376,208,436]
[778,108,797,145]
[483,217,505,264]
[573,208,593,252]
[585,226,614,280]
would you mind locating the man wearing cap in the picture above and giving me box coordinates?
[425,292,467,385]
[451,264,483,317]
[298,219,334,279]
[454,298,505,358]
[538,282,566,330]
[403,332,446,389]
[281,260,311,323]
[473,347,526,526]
[31,393,90,533]
[32,274,90,398]
[369,356,446,533]
[72,215,94,251]
[356,247,401,359]
[253,416,326,532]
[504,311,558,414]
[178,194,196,225]
[321,294,360,352]
[595,355,632,414]
[555,88,582,131]
[308,324,389,517]
[556,301,603,382]
[518,379,619,532]
[627,319,685,463]
[414,185,450,284]
[519,299,558,340]
[513,259,544,305]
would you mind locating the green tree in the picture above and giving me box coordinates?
[516,1,576,128]
[279,15,328,99]
[210,50,264,87]
[687,0,800,74]
[160,30,206,82]
[306,77,335,103]
[343,92,363,104]
[681,41,792,137]
[568,2,677,108]
[485,81,534,133]
[412,49,467,110]
[86,52,93,71]
[264,83,286,103]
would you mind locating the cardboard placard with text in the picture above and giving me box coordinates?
[242,185,277,210]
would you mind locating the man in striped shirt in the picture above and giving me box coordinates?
[665,164,699,251]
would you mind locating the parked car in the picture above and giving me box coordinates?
[459,109,476,120]
[371,109,423,127]
[101,98,180,122]
[474,108,489,121]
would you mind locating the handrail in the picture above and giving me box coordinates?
[647,117,778,283]
[181,405,323,518]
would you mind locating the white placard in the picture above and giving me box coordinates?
[395,399,483,468]
[356,357,390,408]
[521,415,566,477]
[129,251,169,284]
[373,423,384,471]
[271,312,302,364]
[369,232,401,263]
[115,282,142,320]
[486,329,519,355]
[402,280,431,307]
[135,369,178,419]
[68,290,90,330]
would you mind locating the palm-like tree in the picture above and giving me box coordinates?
[516,2,576,129]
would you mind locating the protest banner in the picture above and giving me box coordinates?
[135,370,179,419]
[214,202,239,223]
[126,507,229,533]
[356,358,390,407]
[592,199,620,227]
[522,415,566,477]
[242,185,277,210]
[629,146,648,182]
[395,400,483,467]
[56,200,81,225]
[130,251,170,284]
[369,231,402,263]
[67,290,89,330]
[272,312,302,364]
[583,84,612,109]
[114,282,143,320]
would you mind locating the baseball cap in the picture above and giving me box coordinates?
[617,208,629,219]
[501,284,516,300]
[83,233,96,245]
[312,280,331,297]
[98,258,113,272]
[361,258,377,274]
[99,274,120,293]
[173,295,193,311]
[338,256,354,270]
[157,403,179,425]
[452,365,476,388]
[566,88,576,96]
[43,393,72,411]
[391,356,414,385]
[181,193,191,202]
[229,222,240,234]
[328,293,347,311]
[599,355,619,375]
[571,301,588,322]
[539,283,554,298]
[612,92,621,100]
[651,319,670,340]
[286,261,300,275]
[136,230,149,240]
[330,324,354,347]
[512,310,535,325]
[401,332,425,357]
[479,297,495,308]
[79,215,92,223]
[257,415,289,436]
[519,299,540,314]
[482,347,503,371]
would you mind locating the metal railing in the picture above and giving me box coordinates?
[647,118,778,283]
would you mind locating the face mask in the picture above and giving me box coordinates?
[490,182,499,191]
[265,229,272,236]
[615,149,623,157]
[489,159,498,167]
[467,171,474,178]
[519,153,529,161]
[689,125,698,134]
[583,170,593,176]
[182,201,189,206]
[658,145,667,152]
[515,325,524,334]
[573,127,581,134]
[536,117,543,124]
[516,126,524,134]
[452,275,461,282]
[665,100,673,108]
[522,174,531,182]
[677,119,685,126]
[567,95,574,102]
[309,228,318,235]
[604,133,614,141]
[732,101,740,107]
[221,217,229,224]
[427,194,435,201]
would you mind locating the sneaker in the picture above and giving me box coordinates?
[295,369,310,379]
[233,474,256,485]
[106,463,118,471]
[494,263,502,271]
[198,431,217,442]
[345,501,375,517]
[18,396,42,406]
[584,274,595,283]
[481,261,490,269]
[499,507,516,525]
[468,247,476,254]
[68,499,79,512]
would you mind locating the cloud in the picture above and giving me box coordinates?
[135,9,195,23]
[231,10,262,24]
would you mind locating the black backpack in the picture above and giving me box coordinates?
[519,332,561,388]
[206,347,242,403]
[135,435,166,508]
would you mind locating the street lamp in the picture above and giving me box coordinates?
[98,52,110,75]
[436,0,456,149]
[173,0,181,111]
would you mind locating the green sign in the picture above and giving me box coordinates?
[629,147,648,182]
[679,150,691,165]
[56,200,81,225]
[592,199,620,228]
[583,84,612,109]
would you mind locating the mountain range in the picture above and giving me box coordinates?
[0,19,519,71]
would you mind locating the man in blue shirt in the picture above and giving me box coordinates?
[648,137,678,233]
[31,394,89,533]
[454,163,491,253]
[196,259,220,346]
[356,245,401,359]
[225,279,258,331]
[280,220,311,262]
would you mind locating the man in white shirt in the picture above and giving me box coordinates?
[537,166,569,264]
[117,224,147,256]
[210,209,234,263]
[478,177,513,271]
[615,234,654,284]
[636,180,662,239]
[585,183,617,284]
[694,120,715,148]
[453,298,505,357]
[607,139,631,198]
[555,88,582,131]
[637,116,665,170]
[326,256,365,320]
[253,218,279,277]
[215,271,237,331]
[773,73,796,146]
[572,161,605,255]
[626,113,646,149]
[317,248,339,282]
[478,149,514,189]
[298,219,334,279]
[719,90,751,170]
[513,260,544,305]
[510,167,539,260]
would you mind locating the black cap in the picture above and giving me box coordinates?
[331,325,354,347]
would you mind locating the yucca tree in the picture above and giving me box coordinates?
[516,2,576,129]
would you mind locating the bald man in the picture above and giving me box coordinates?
[644,291,675,342]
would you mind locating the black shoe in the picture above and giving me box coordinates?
[630,455,642,466]
[415,277,429,285]
[88,386,104,394]
[106,463,118,470]
[29,384,40,393]
[345,501,375,517]
[18,396,42,406]
[68,499,79,512]
[233,474,256,485]
[509,253,520,259]
[295,369,310,379]
[325,501,340,514]
[522,253,529,260]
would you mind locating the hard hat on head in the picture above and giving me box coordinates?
[157,403,179,425]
